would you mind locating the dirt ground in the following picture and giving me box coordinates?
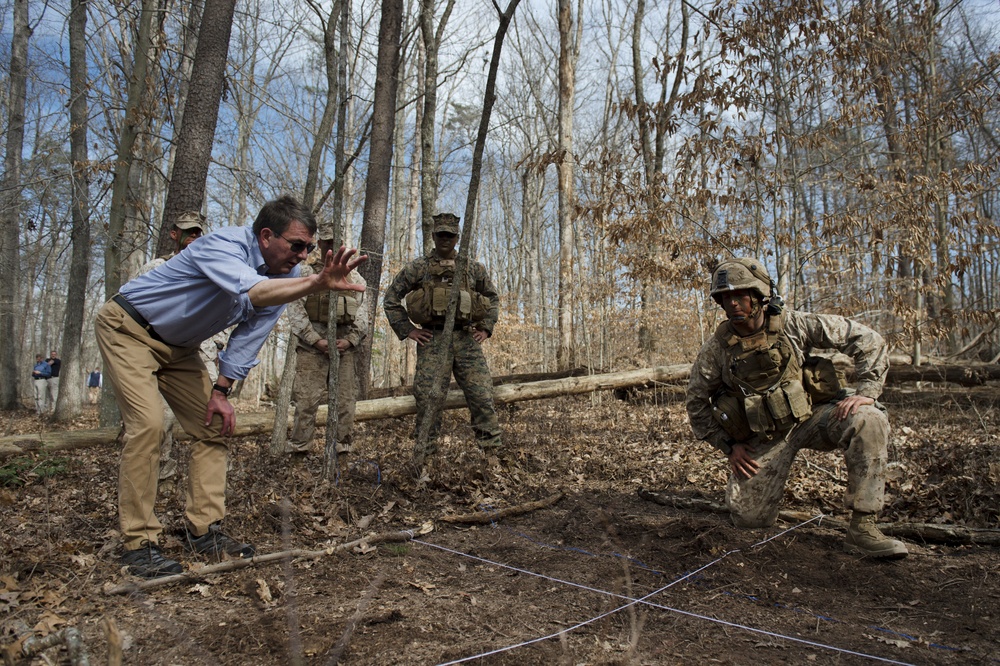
[1,387,998,665]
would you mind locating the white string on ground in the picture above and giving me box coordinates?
[416,514,914,666]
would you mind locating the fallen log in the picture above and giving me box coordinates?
[103,523,433,595]
[638,489,1000,546]
[5,361,993,459]
[366,366,597,399]
[883,363,1000,386]
[0,365,691,459]
[439,492,564,525]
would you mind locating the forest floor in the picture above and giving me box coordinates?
[1,385,999,665]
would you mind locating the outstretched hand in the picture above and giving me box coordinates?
[317,246,367,292]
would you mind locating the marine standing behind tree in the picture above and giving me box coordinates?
[685,257,907,559]
[382,213,502,464]
[284,232,369,462]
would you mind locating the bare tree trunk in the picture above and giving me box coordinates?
[419,0,456,253]
[303,0,345,211]
[412,0,522,463]
[356,0,404,398]
[273,0,346,456]
[555,0,581,371]
[53,0,92,422]
[100,0,159,426]
[158,0,236,252]
[0,0,30,410]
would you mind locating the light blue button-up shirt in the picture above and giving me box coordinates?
[119,226,298,380]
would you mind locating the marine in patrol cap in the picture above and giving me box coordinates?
[174,210,206,232]
[432,213,460,234]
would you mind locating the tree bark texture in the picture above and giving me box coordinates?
[53,0,92,422]
[357,0,404,396]
[0,0,31,410]
[158,0,237,253]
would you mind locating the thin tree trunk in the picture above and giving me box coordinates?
[412,0,522,463]
[419,0,456,253]
[356,0,404,398]
[158,0,237,251]
[555,0,580,371]
[53,0,92,421]
[0,0,31,410]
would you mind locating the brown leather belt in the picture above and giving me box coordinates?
[113,294,164,343]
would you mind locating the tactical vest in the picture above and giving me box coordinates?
[304,290,359,326]
[404,256,489,325]
[710,313,813,443]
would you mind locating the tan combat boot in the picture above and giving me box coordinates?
[845,512,908,559]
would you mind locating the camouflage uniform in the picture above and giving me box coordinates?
[383,249,501,455]
[286,255,368,454]
[687,309,890,528]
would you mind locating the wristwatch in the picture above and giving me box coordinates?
[212,383,231,397]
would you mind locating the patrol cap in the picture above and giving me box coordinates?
[710,257,771,301]
[174,211,206,232]
[318,225,336,241]
[432,213,460,234]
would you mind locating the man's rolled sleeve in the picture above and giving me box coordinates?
[218,304,287,380]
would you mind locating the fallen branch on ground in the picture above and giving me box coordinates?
[103,523,433,596]
[13,627,90,666]
[637,489,1000,546]
[324,571,387,666]
[439,492,564,524]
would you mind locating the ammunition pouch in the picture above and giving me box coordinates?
[335,295,358,325]
[728,379,813,443]
[801,356,847,404]
[305,291,358,325]
[407,285,488,325]
[711,392,754,443]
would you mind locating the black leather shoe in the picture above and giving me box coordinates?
[121,542,183,578]
[185,523,255,559]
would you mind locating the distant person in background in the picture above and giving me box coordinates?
[45,349,61,413]
[32,354,52,414]
[87,368,102,405]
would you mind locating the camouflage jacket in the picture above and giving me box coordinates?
[383,251,500,340]
[286,254,368,351]
[686,309,889,453]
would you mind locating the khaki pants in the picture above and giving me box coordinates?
[95,299,228,550]
[45,376,60,411]
[289,345,358,453]
[33,379,49,414]
[727,402,889,528]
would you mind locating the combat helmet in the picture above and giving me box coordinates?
[710,257,772,302]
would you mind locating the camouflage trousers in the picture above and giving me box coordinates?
[288,345,358,454]
[727,402,889,527]
[413,328,500,455]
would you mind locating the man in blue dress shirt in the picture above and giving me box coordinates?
[96,195,366,578]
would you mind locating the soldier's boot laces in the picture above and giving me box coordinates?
[844,512,908,559]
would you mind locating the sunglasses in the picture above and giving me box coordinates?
[275,231,316,254]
